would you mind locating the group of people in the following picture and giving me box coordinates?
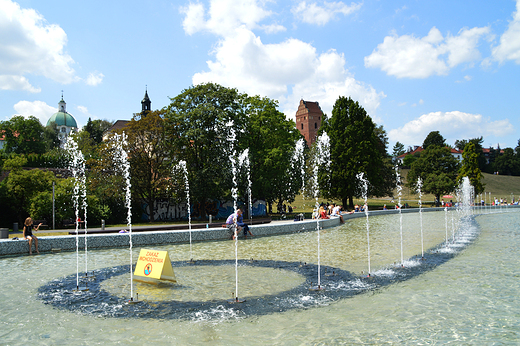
[315,203,345,223]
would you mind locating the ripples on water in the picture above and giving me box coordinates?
[1,209,519,344]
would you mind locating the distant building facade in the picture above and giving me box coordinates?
[295,99,323,146]
[396,146,463,164]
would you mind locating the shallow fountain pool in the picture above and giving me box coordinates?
[1,209,519,344]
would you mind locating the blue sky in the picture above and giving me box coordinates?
[1,0,519,152]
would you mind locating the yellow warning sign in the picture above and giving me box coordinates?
[134,249,176,283]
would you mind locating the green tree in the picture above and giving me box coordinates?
[403,152,420,168]
[455,137,486,171]
[87,139,133,225]
[494,147,520,176]
[3,155,55,223]
[0,116,47,154]
[392,141,405,162]
[320,96,390,209]
[83,118,113,144]
[164,83,245,218]
[407,146,460,206]
[243,96,303,213]
[123,109,173,222]
[422,131,446,150]
[43,123,61,150]
[457,142,485,193]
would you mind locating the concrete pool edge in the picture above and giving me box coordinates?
[1,206,515,257]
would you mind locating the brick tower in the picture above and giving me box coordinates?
[295,99,323,146]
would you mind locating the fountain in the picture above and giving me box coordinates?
[177,160,193,260]
[357,172,371,276]
[64,136,88,290]
[395,164,404,266]
[3,125,519,346]
[2,179,519,343]
[416,177,424,259]
[310,132,330,290]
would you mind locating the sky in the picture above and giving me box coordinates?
[1,0,520,152]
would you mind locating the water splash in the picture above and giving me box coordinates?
[291,138,306,210]
[111,133,133,301]
[227,120,240,301]
[65,136,87,290]
[238,149,252,225]
[395,164,404,266]
[416,177,424,258]
[312,132,330,289]
[357,172,371,276]
[177,160,192,258]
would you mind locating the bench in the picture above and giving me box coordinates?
[33,219,48,230]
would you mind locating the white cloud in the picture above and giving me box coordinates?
[0,0,78,91]
[388,111,515,146]
[365,26,490,78]
[85,72,104,86]
[180,2,206,35]
[0,75,41,93]
[192,27,384,119]
[12,100,56,124]
[180,0,276,36]
[292,1,362,26]
[492,0,520,64]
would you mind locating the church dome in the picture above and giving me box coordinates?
[47,111,78,128]
[46,95,78,129]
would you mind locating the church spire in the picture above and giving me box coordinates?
[141,86,151,114]
[59,90,66,113]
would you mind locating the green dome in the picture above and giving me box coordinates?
[47,111,78,128]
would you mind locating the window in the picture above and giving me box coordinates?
[314,123,317,129]
[301,123,304,130]
[61,127,66,133]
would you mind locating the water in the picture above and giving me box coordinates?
[312,132,330,289]
[2,209,520,344]
[111,132,133,301]
[395,164,404,265]
[357,172,370,275]
[177,160,192,258]
[416,177,424,258]
[64,136,88,289]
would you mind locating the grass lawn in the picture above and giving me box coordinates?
[286,171,520,213]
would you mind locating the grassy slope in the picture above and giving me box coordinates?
[288,171,520,212]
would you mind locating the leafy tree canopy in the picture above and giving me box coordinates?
[320,96,392,209]
[458,142,485,193]
[422,131,446,150]
[0,116,47,155]
[407,146,460,205]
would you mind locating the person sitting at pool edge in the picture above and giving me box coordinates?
[226,208,253,239]
[24,217,42,255]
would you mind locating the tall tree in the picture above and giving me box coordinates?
[392,141,405,162]
[83,118,113,144]
[455,136,486,171]
[422,131,446,150]
[407,146,460,206]
[123,109,173,222]
[164,83,245,218]
[457,142,485,193]
[243,95,303,212]
[320,96,390,209]
[494,147,520,176]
